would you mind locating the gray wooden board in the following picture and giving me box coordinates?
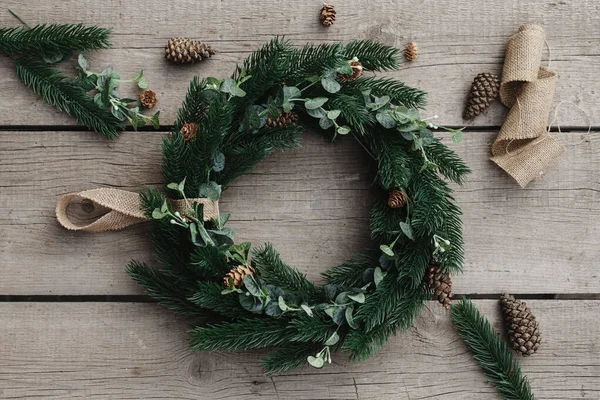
[0,300,597,399]
[0,0,599,127]
[0,130,598,295]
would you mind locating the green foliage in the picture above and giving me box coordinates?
[425,139,471,185]
[342,76,427,110]
[174,76,210,130]
[261,342,323,375]
[190,318,294,351]
[289,314,337,343]
[0,24,111,57]
[451,299,535,400]
[343,40,400,71]
[189,282,248,319]
[323,252,378,288]
[15,57,123,139]
[252,244,320,297]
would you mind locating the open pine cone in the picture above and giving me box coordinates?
[404,42,419,61]
[139,89,158,109]
[165,37,215,64]
[320,4,336,27]
[224,265,256,288]
[340,60,363,81]
[463,72,500,119]
[500,293,541,356]
[266,112,299,128]
[425,262,453,309]
[387,189,407,209]
[180,122,198,142]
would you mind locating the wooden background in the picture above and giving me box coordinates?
[1,0,599,398]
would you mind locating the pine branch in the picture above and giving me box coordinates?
[343,288,426,360]
[0,24,111,56]
[289,314,336,343]
[329,93,375,134]
[395,240,433,287]
[354,272,403,332]
[190,318,294,351]
[126,261,201,315]
[261,342,322,375]
[189,245,230,280]
[251,244,320,297]
[323,252,378,288]
[174,76,210,130]
[425,139,471,185]
[341,76,427,109]
[189,282,248,319]
[370,198,407,244]
[15,57,123,139]
[451,299,535,400]
[343,40,400,71]
[285,42,344,82]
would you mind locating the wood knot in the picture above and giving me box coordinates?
[80,199,95,213]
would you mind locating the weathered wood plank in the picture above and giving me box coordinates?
[0,300,597,399]
[0,0,598,127]
[0,130,598,295]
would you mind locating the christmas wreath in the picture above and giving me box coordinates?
[126,38,470,375]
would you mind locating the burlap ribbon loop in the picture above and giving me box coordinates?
[56,188,219,232]
[491,24,565,187]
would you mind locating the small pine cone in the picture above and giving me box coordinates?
[340,60,363,81]
[180,122,198,142]
[224,265,256,288]
[320,3,336,27]
[165,37,215,64]
[500,293,541,356]
[387,189,407,209]
[404,42,419,61]
[425,262,453,309]
[463,72,500,119]
[265,112,299,128]
[139,90,158,109]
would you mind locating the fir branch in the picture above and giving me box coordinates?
[285,42,344,81]
[323,252,378,288]
[395,240,433,287]
[451,299,535,400]
[162,134,192,197]
[289,314,337,343]
[251,244,320,296]
[0,24,111,57]
[189,245,230,280]
[343,40,400,71]
[190,318,294,351]
[189,282,248,319]
[262,342,323,376]
[425,139,471,185]
[15,57,123,139]
[126,261,201,315]
[354,272,402,332]
[328,93,375,134]
[174,76,210,130]
[370,198,407,244]
[341,76,427,109]
[343,288,426,360]
[139,188,165,218]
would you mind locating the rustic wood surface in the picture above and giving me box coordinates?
[0,0,599,398]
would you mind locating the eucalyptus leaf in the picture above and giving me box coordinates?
[244,275,262,297]
[151,209,166,220]
[301,304,313,317]
[348,292,365,304]
[199,181,222,200]
[283,86,301,100]
[332,306,347,325]
[307,356,324,368]
[264,300,283,317]
[380,244,395,257]
[278,296,289,311]
[78,54,88,71]
[326,109,341,120]
[376,110,397,129]
[324,331,339,346]
[213,151,225,172]
[150,111,160,129]
[336,126,350,135]
[282,100,292,113]
[319,116,334,130]
[324,284,338,301]
[219,78,237,94]
[307,107,325,119]
[160,200,169,213]
[400,221,415,240]
[321,77,341,94]
[335,292,348,305]
[167,182,179,191]
[324,306,336,318]
[374,267,385,287]
[239,293,263,314]
[345,305,358,329]
[305,97,328,110]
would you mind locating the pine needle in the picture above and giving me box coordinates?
[451,299,535,400]
[15,57,123,139]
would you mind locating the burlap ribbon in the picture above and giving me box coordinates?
[491,24,565,187]
[56,188,219,232]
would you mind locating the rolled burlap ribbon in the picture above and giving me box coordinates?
[56,188,219,232]
[491,24,565,187]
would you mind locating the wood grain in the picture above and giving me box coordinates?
[0,0,599,127]
[0,300,597,399]
[0,130,598,295]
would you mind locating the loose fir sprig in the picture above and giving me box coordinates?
[451,299,535,400]
[128,38,470,375]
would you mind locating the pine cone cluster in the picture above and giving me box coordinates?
[500,293,541,356]
[320,4,336,27]
[180,122,198,142]
[266,112,299,128]
[387,189,407,209]
[139,89,158,109]
[165,37,215,64]
[425,262,453,309]
[224,265,256,288]
[340,60,363,81]
[404,42,419,61]
[463,72,500,119]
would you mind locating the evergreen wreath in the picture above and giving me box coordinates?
[127,38,471,375]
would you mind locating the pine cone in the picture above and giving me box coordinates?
[500,293,541,356]
[180,122,198,142]
[463,72,500,119]
[320,3,336,27]
[340,60,363,81]
[139,89,158,109]
[404,42,419,61]
[425,262,453,309]
[224,265,256,288]
[266,112,299,128]
[165,37,215,64]
[387,189,407,209]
